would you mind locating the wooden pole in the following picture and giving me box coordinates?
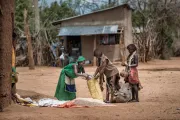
[93,35,97,66]
[119,30,126,64]
[24,9,35,70]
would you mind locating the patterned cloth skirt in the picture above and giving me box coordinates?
[128,67,139,84]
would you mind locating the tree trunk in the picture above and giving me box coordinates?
[34,0,40,33]
[0,0,14,111]
[119,31,126,64]
[24,9,35,70]
[34,0,42,66]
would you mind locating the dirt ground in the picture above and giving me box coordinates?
[1,58,180,120]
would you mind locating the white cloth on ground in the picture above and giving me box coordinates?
[38,98,68,107]
[74,98,114,106]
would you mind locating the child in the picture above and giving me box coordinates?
[11,67,18,102]
[121,44,143,102]
[93,49,120,103]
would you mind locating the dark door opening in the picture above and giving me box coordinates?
[66,36,82,62]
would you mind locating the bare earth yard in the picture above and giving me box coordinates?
[1,58,180,120]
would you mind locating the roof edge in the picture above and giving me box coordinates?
[52,4,132,26]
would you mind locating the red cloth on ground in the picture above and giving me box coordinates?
[56,100,89,108]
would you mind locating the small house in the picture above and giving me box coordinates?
[52,4,133,65]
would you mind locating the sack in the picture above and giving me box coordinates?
[114,83,132,103]
[87,78,103,101]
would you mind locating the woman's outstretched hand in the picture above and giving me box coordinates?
[82,73,88,78]
[94,74,100,79]
[86,75,92,80]
[82,73,92,80]
[121,62,127,66]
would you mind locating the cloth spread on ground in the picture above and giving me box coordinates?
[38,98,68,107]
[56,100,89,108]
[16,95,114,108]
[56,98,114,108]
[73,98,109,106]
[14,93,38,107]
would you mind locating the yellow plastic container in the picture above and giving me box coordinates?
[12,47,16,67]
[87,78,103,101]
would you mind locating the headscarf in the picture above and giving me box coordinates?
[77,56,85,63]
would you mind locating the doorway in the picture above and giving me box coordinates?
[66,36,82,57]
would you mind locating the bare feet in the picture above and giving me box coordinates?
[138,85,143,90]
[104,100,110,103]
[130,99,139,102]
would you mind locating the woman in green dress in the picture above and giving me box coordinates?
[55,56,90,101]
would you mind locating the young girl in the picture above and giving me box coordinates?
[122,44,143,102]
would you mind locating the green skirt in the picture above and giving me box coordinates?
[54,72,76,101]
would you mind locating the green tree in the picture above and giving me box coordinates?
[123,0,180,61]
[40,1,76,41]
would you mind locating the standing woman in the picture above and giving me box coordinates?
[55,56,89,101]
[122,44,143,102]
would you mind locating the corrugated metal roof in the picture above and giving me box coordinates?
[58,25,119,36]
